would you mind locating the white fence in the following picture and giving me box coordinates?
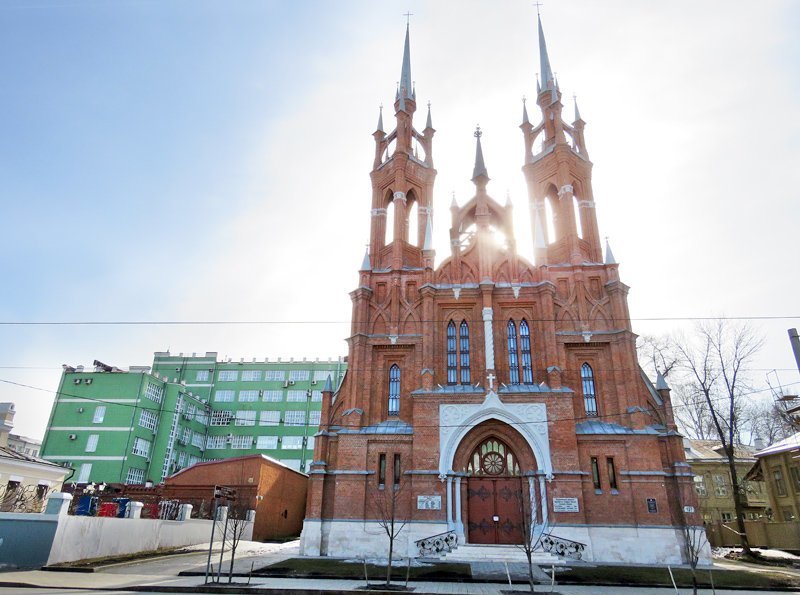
[0,492,253,569]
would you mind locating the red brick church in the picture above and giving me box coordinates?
[301,16,701,564]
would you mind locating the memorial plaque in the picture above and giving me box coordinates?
[647,498,658,513]
[553,497,580,513]
[417,495,442,510]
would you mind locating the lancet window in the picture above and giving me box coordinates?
[388,364,401,416]
[507,319,534,385]
[446,320,471,385]
[581,363,598,416]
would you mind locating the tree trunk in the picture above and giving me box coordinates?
[727,454,752,555]
[386,537,394,586]
[526,548,536,593]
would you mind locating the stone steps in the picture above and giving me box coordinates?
[441,544,563,565]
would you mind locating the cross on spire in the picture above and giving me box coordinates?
[403,11,413,24]
[533,2,544,15]
[474,125,482,138]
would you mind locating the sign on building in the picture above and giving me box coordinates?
[417,495,441,510]
[553,497,579,513]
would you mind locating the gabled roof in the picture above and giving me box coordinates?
[0,445,67,470]
[753,432,800,458]
[684,439,756,462]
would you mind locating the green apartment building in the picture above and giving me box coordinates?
[40,353,345,484]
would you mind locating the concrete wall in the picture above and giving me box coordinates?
[47,515,250,565]
[0,494,253,569]
[0,513,59,569]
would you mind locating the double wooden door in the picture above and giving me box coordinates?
[466,477,524,544]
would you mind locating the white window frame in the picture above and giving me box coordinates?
[287,390,307,402]
[238,390,259,402]
[77,463,92,483]
[132,437,151,457]
[139,409,158,431]
[214,390,235,403]
[93,406,106,423]
[259,411,280,426]
[241,370,262,381]
[282,436,303,450]
[195,370,210,382]
[284,410,306,426]
[256,436,278,450]
[206,435,226,449]
[235,411,257,426]
[218,370,238,382]
[231,435,252,450]
[85,434,99,453]
[309,410,322,426]
[264,370,285,381]
[288,370,310,381]
[125,467,145,484]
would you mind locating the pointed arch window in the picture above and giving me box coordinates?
[459,321,471,385]
[446,322,458,385]
[388,364,401,416]
[520,319,533,384]
[507,320,520,385]
[581,363,598,417]
[446,320,471,385]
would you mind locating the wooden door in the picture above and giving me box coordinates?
[466,477,524,544]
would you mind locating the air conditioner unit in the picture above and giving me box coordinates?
[289,380,295,386]
[85,378,93,385]
[282,381,289,388]
[77,407,84,413]
[311,380,317,385]
[225,434,233,444]
[68,434,77,440]
[73,379,82,385]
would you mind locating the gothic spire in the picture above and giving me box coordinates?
[537,14,555,92]
[604,238,616,265]
[472,127,488,181]
[376,105,384,133]
[398,23,414,111]
[573,95,582,123]
[425,102,433,129]
[422,213,433,251]
[522,97,530,125]
[361,247,371,270]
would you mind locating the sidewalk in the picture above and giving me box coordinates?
[0,540,797,594]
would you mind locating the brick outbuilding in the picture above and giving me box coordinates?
[165,454,307,540]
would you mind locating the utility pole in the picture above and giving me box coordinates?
[789,328,800,374]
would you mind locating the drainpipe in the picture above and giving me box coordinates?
[789,329,800,374]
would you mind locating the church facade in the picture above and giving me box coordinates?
[300,17,701,564]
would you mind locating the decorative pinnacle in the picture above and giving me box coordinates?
[522,95,530,124]
[426,101,433,129]
[573,94,582,122]
[472,126,488,181]
[377,104,384,132]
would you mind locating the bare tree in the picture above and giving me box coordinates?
[673,321,763,557]
[681,521,709,595]
[670,381,717,440]
[514,477,550,593]
[638,334,680,379]
[223,501,253,583]
[746,397,793,447]
[369,479,410,587]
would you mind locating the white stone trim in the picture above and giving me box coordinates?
[557,184,574,197]
[393,191,407,202]
[482,307,494,371]
[438,392,552,478]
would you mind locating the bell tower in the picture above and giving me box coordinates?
[368,24,437,271]
[521,14,601,266]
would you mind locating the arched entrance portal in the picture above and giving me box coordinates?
[453,420,539,545]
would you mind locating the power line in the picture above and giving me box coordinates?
[3,375,799,433]
[0,315,799,326]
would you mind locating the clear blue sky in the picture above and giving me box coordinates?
[1,0,798,438]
